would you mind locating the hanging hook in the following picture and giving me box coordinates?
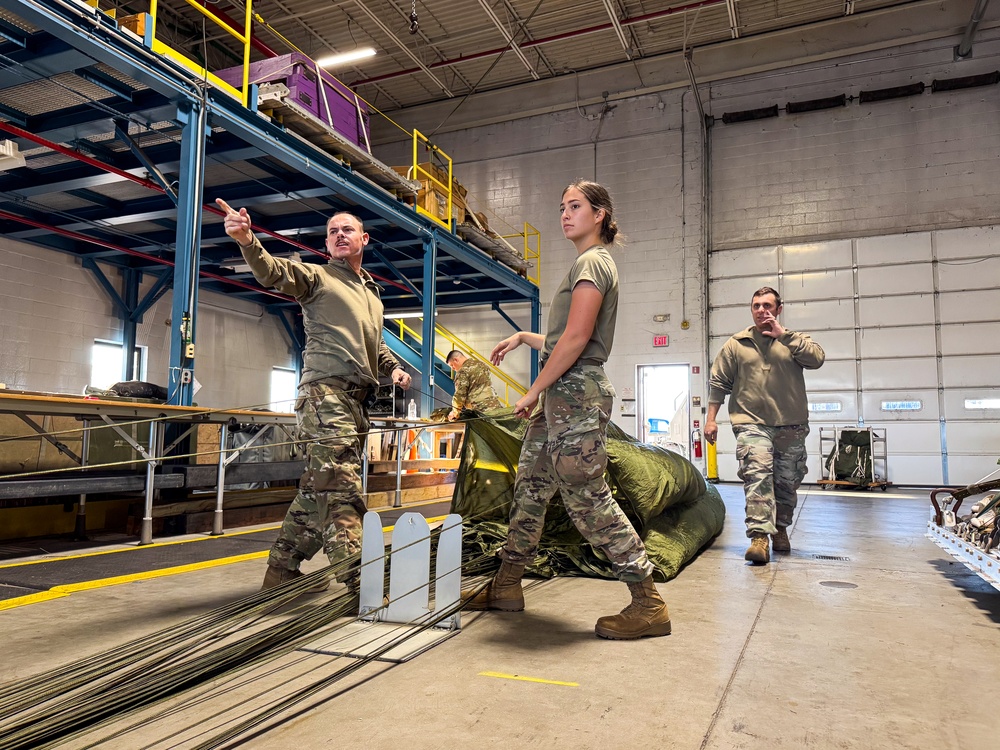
[409,0,419,34]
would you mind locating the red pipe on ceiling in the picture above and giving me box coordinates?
[0,122,412,292]
[0,208,294,301]
[353,0,725,88]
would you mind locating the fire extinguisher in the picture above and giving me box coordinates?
[692,428,703,460]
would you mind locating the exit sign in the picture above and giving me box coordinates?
[653,334,669,347]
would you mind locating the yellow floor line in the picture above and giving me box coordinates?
[0,526,280,569]
[0,499,453,570]
[0,550,269,612]
[478,671,579,687]
[0,506,454,612]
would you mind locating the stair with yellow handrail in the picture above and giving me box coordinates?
[390,319,527,407]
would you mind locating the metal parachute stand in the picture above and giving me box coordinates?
[302,511,463,663]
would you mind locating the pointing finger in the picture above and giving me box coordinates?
[215,198,238,216]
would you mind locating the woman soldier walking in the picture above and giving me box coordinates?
[464,180,672,640]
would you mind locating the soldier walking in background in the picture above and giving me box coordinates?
[705,286,825,565]
[216,199,412,591]
[446,349,503,420]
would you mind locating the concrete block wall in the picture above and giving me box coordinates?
[707,29,1000,249]
[0,237,296,409]
[0,243,117,393]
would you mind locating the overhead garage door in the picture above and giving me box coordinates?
[708,226,1000,487]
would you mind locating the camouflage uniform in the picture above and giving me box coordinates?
[709,325,825,538]
[501,365,654,582]
[237,235,400,574]
[269,379,370,572]
[734,423,809,536]
[452,358,503,412]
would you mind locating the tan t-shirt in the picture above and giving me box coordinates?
[542,245,618,365]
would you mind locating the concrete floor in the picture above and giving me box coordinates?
[1,485,998,749]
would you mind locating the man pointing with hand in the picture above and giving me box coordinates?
[216,199,411,591]
[706,286,824,565]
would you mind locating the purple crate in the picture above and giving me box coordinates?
[216,53,371,150]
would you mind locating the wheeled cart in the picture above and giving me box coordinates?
[817,426,891,491]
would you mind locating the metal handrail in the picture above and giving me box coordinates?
[390,319,527,406]
[146,0,252,107]
[502,222,540,286]
[410,130,453,229]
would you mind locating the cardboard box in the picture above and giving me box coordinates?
[119,12,146,37]
[393,162,470,224]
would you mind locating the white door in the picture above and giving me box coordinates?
[637,363,691,458]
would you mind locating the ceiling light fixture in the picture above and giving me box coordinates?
[316,47,376,68]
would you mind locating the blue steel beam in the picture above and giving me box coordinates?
[113,118,177,203]
[420,235,437,418]
[382,328,454,398]
[0,0,538,304]
[167,98,209,406]
[81,257,126,312]
[530,296,541,381]
[121,267,139,380]
[368,247,421,298]
[133,270,171,320]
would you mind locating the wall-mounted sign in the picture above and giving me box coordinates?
[692,366,700,374]
[652,334,669,348]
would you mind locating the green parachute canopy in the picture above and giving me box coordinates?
[450,410,725,582]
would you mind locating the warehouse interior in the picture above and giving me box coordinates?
[0,1,998,748]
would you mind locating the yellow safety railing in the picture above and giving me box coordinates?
[410,130,453,229]
[390,319,527,406]
[147,0,252,107]
[502,222,540,286]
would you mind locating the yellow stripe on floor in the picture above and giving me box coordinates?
[478,671,579,687]
[0,505,455,611]
[0,550,269,611]
[0,526,282,569]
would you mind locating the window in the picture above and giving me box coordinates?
[808,401,842,413]
[270,367,297,411]
[965,398,1000,410]
[91,340,146,389]
[880,400,922,412]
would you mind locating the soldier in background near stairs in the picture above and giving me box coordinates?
[459,180,672,640]
[216,199,412,592]
[446,350,503,421]
[705,286,825,565]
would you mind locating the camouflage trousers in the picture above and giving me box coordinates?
[268,380,369,573]
[501,365,653,582]
[733,423,809,537]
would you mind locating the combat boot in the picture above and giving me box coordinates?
[594,576,672,640]
[745,534,770,564]
[462,560,525,611]
[772,526,791,553]
[261,565,330,592]
[261,564,299,590]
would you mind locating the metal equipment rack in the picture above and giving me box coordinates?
[926,474,1000,592]
[817,425,891,491]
